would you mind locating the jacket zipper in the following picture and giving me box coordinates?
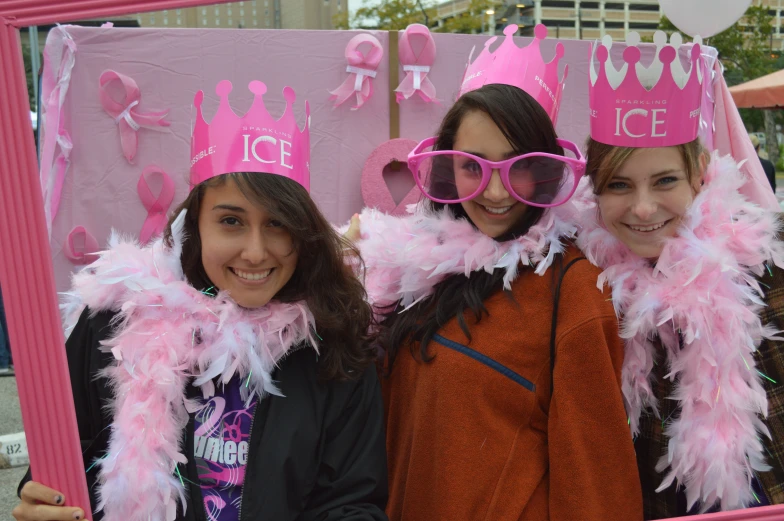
[180,455,209,521]
[432,333,536,392]
[191,414,210,521]
[180,380,208,521]
[237,395,259,521]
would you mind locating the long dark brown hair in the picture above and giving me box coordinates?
[163,172,376,381]
[379,84,565,374]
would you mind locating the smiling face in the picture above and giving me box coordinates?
[455,110,529,238]
[197,179,298,308]
[596,146,703,259]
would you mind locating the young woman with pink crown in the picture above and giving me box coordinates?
[576,32,784,517]
[13,81,388,521]
[346,24,643,521]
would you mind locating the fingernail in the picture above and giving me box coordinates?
[73,512,82,520]
[55,495,64,504]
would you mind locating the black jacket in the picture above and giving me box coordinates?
[760,156,777,193]
[20,308,389,521]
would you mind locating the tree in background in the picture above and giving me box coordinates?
[21,39,38,109]
[435,0,502,34]
[335,0,502,33]
[656,3,783,166]
[334,0,436,30]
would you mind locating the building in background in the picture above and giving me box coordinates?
[434,0,784,48]
[138,0,347,30]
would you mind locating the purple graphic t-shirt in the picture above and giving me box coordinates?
[193,377,257,521]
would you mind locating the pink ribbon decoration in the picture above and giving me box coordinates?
[99,70,170,164]
[48,129,73,224]
[697,45,719,153]
[329,34,384,110]
[39,26,77,238]
[395,24,438,103]
[63,226,100,265]
[137,165,175,244]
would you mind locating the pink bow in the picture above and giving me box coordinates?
[99,70,170,164]
[63,226,99,265]
[395,24,438,103]
[329,34,384,110]
[137,165,175,244]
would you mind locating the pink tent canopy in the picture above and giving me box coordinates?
[729,68,784,109]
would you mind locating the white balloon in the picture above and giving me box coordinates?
[659,0,752,38]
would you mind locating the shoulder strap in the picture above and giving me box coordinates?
[550,256,587,397]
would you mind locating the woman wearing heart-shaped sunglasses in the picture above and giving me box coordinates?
[346,23,643,521]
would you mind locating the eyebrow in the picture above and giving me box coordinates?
[611,169,680,181]
[212,204,247,213]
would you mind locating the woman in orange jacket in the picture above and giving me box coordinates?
[347,24,643,521]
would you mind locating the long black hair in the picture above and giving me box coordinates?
[379,84,564,374]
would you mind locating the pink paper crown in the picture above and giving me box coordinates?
[589,32,704,148]
[190,80,311,191]
[458,24,567,124]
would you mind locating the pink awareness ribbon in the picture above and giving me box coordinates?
[63,226,100,265]
[395,24,438,103]
[99,70,170,164]
[329,34,384,110]
[137,165,175,244]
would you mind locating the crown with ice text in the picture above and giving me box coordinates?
[190,80,311,191]
[589,32,704,148]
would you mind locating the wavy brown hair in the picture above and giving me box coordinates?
[163,172,376,381]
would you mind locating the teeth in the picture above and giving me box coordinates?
[628,222,667,232]
[233,268,272,281]
[483,205,512,215]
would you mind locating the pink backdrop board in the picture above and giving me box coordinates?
[10,6,777,517]
[42,25,594,294]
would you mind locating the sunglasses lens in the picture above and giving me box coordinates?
[508,156,576,206]
[416,153,484,202]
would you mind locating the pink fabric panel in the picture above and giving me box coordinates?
[398,32,590,146]
[712,60,779,211]
[45,27,591,294]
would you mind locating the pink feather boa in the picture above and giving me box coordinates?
[60,210,317,521]
[576,152,784,511]
[353,192,590,312]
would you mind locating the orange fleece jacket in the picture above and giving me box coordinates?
[383,246,643,521]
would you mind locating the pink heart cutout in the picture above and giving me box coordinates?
[361,138,421,215]
[382,160,416,206]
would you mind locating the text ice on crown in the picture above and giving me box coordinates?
[190,80,311,191]
[588,31,705,148]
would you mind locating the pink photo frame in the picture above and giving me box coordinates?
[668,504,784,520]
[0,1,781,519]
[0,0,233,511]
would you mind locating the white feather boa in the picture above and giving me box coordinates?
[576,152,784,511]
[354,191,590,311]
[60,210,317,521]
